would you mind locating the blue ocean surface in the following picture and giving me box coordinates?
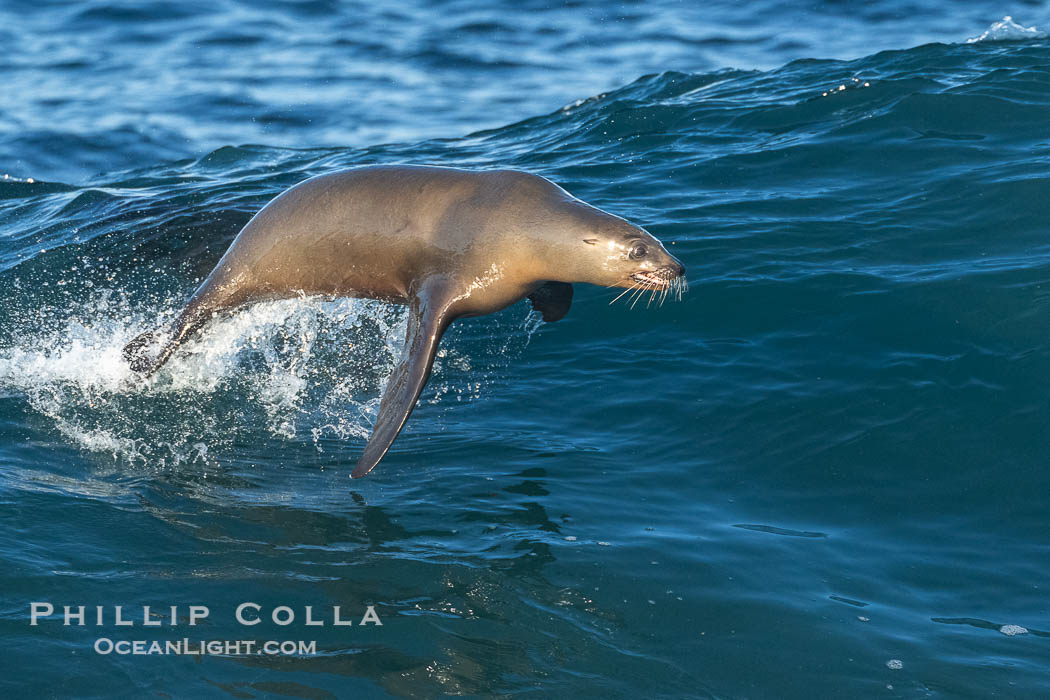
[2,1,1050,697]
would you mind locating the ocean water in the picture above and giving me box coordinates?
[2,1,1050,698]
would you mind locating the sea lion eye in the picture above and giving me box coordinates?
[629,243,648,260]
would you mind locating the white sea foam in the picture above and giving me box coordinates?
[966,16,1046,43]
[999,624,1028,636]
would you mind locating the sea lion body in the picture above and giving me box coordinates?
[126,165,685,477]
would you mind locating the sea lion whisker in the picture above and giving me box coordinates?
[621,281,643,306]
[646,282,662,309]
[609,281,640,306]
[626,286,642,309]
[627,280,648,304]
[630,281,653,309]
[627,288,642,309]
[630,281,655,310]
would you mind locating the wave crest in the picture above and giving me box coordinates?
[966,16,1045,44]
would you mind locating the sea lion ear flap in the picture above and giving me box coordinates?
[528,281,573,322]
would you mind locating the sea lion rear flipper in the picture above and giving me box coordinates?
[528,281,573,322]
[352,284,454,478]
[123,324,190,378]
[122,297,215,377]
[123,329,159,373]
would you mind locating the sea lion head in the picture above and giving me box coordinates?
[558,205,685,295]
[488,171,686,300]
[582,220,684,290]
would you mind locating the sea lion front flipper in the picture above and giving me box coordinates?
[528,281,573,322]
[351,282,454,478]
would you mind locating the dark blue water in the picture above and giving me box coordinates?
[3,2,1050,698]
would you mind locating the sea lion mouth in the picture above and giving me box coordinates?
[630,267,679,289]
[612,265,687,309]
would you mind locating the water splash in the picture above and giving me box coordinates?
[0,294,375,466]
[0,286,542,472]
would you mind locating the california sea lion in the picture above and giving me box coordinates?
[125,165,686,477]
